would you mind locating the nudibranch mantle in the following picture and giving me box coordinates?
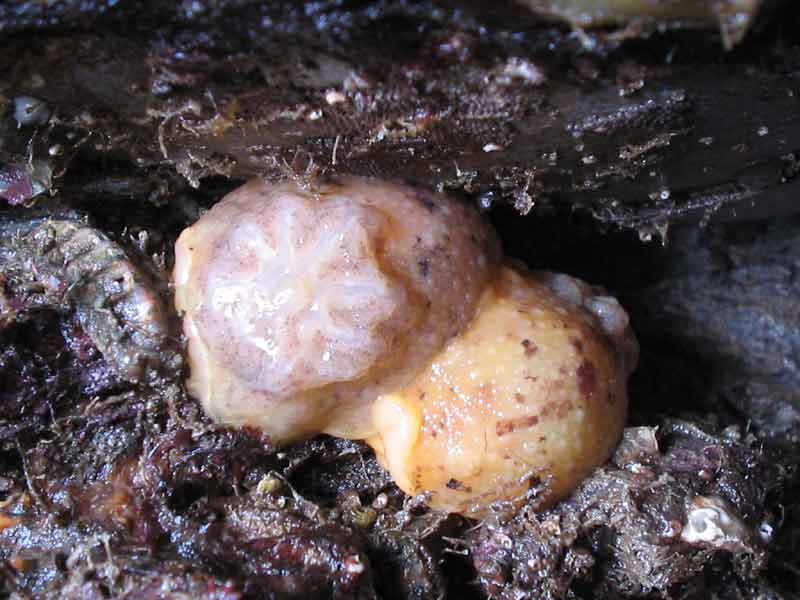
[174,176,637,515]
[369,266,637,514]
[174,177,501,442]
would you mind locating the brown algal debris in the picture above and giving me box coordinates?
[8,556,32,572]
[522,339,538,357]
[0,514,20,532]
[446,478,472,492]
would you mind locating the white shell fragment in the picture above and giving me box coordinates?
[518,0,763,49]
[681,495,751,548]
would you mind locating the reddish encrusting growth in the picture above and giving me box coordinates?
[496,414,540,436]
[0,164,35,205]
[541,399,573,420]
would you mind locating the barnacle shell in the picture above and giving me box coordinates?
[520,0,763,48]
[0,217,178,383]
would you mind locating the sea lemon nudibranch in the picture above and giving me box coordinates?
[173,177,501,442]
[173,176,638,515]
[368,267,638,516]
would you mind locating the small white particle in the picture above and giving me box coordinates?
[325,90,347,105]
[759,521,774,543]
[501,57,545,85]
[345,557,365,574]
